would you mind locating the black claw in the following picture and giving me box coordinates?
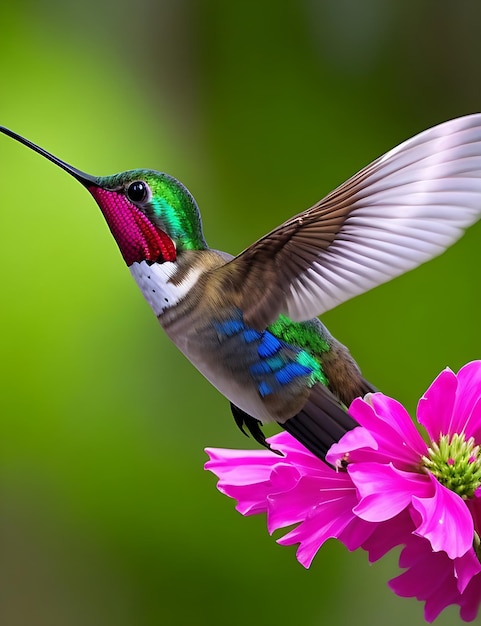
[230,403,282,455]
[231,404,250,438]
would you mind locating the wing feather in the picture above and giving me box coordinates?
[219,114,481,327]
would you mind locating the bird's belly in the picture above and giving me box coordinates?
[161,308,318,424]
[163,323,276,422]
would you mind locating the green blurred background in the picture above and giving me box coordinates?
[1,1,481,624]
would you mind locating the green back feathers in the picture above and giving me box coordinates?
[268,314,331,386]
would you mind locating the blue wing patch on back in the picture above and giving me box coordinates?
[214,310,324,397]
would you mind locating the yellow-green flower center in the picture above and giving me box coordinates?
[422,433,481,499]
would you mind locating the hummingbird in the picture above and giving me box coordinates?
[2,115,481,463]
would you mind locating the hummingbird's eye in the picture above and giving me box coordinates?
[126,180,150,203]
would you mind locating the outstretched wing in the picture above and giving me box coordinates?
[221,114,481,328]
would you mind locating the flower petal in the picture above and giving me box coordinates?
[459,574,481,622]
[205,447,286,515]
[267,431,328,472]
[454,361,481,439]
[350,462,431,521]
[390,535,466,623]
[277,493,366,568]
[412,475,474,559]
[466,397,481,445]
[206,435,370,569]
[454,549,481,594]
[361,508,415,562]
[338,514,377,552]
[326,426,378,467]
[467,495,481,537]
[389,533,481,622]
[267,469,353,534]
[369,394,427,457]
[346,395,426,468]
[205,447,280,484]
[417,368,457,440]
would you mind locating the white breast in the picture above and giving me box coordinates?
[129,260,203,316]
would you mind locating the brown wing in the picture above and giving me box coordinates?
[215,114,481,329]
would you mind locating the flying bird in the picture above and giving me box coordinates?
[2,114,481,462]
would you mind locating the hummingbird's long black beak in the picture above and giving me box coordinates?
[0,126,99,188]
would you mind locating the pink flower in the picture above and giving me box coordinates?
[206,432,378,567]
[205,361,481,621]
[328,389,479,562]
[389,533,481,622]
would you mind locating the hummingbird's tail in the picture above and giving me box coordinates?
[280,384,360,461]
[231,380,371,463]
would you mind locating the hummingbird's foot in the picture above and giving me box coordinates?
[230,403,282,456]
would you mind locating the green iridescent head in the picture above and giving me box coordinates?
[94,169,207,265]
[96,169,208,256]
[0,126,208,266]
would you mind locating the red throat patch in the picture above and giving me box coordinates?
[89,187,176,266]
